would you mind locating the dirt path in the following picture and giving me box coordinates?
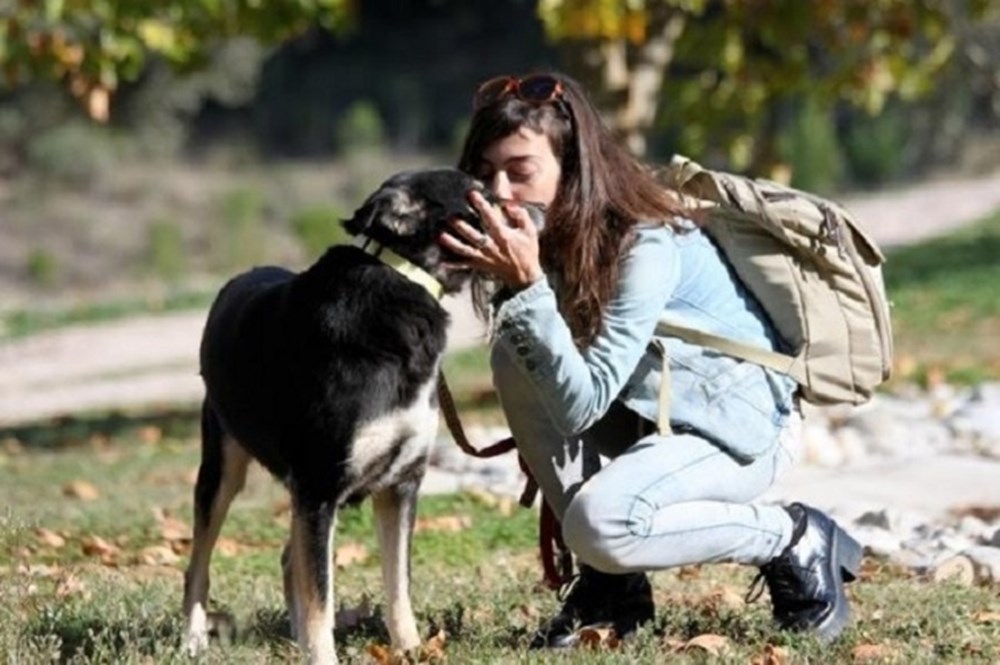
[2,170,999,428]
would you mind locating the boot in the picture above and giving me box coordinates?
[529,565,655,649]
[751,503,863,642]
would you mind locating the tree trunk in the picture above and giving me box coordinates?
[557,8,687,157]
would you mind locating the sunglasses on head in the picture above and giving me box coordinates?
[472,74,564,111]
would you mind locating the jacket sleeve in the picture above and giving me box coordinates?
[490,226,680,436]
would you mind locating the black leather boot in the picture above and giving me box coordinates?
[752,503,863,642]
[529,565,655,649]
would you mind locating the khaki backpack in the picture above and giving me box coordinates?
[654,155,894,412]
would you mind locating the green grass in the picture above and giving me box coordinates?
[2,426,999,663]
[883,208,1000,385]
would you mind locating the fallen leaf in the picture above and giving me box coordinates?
[709,585,745,610]
[751,644,790,665]
[80,535,119,564]
[152,508,190,542]
[420,629,447,661]
[682,633,730,656]
[413,515,472,533]
[35,528,66,548]
[852,643,900,663]
[55,574,88,599]
[335,542,369,568]
[216,537,243,557]
[137,426,162,444]
[365,643,392,664]
[662,636,687,652]
[64,480,100,501]
[577,625,621,650]
[676,565,702,580]
[973,611,1000,624]
[139,545,181,566]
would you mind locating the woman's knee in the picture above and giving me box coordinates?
[562,484,641,574]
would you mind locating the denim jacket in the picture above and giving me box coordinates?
[490,224,798,463]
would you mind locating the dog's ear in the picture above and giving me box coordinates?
[343,186,426,238]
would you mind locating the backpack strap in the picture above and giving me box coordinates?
[654,318,808,390]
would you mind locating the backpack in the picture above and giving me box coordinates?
[653,155,894,408]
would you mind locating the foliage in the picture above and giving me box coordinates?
[538,0,994,171]
[291,204,348,259]
[0,0,355,120]
[334,100,387,155]
[25,120,117,187]
[26,249,59,288]
[211,187,268,272]
[885,208,1000,385]
[843,103,910,187]
[777,98,845,195]
[147,219,187,282]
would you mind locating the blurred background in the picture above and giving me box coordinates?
[1,0,999,426]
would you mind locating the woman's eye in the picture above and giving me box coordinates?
[509,169,535,183]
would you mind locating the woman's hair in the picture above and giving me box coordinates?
[458,72,685,346]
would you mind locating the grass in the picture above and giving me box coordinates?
[883,208,1000,386]
[2,424,999,663]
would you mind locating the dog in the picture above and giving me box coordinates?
[182,168,496,664]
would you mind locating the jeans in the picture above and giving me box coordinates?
[493,344,802,574]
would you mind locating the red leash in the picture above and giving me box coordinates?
[437,373,572,589]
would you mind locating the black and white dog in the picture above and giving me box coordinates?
[182,169,492,663]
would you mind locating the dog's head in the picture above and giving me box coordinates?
[343,168,544,295]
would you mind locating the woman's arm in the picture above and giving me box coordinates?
[491,226,680,436]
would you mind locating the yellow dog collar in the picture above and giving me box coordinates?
[352,235,445,301]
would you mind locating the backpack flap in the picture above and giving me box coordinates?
[658,157,894,406]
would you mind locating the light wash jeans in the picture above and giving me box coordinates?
[493,346,802,574]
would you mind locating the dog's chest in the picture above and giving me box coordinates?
[344,373,439,495]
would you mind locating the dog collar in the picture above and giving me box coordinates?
[352,235,445,300]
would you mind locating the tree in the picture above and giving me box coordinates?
[0,0,354,121]
[537,0,996,168]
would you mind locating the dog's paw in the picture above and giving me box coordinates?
[183,606,237,656]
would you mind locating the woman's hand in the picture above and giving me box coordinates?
[438,190,544,291]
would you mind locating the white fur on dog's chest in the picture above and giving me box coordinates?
[344,373,439,492]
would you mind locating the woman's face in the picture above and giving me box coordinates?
[475,127,562,208]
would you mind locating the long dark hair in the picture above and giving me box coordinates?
[458,72,685,346]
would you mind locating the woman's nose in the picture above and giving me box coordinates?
[489,171,512,200]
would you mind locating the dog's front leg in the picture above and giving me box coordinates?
[372,479,422,651]
[289,500,338,664]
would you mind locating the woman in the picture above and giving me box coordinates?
[438,72,861,648]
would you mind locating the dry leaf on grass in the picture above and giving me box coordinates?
[852,642,901,663]
[680,633,731,656]
[152,507,190,542]
[81,535,120,564]
[55,574,88,599]
[973,611,1000,623]
[63,480,100,501]
[334,541,369,568]
[751,644,790,665]
[413,515,472,533]
[137,426,162,444]
[577,625,621,650]
[216,537,243,557]
[139,545,180,566]
[420,629,447,661]
[35,528,66,548]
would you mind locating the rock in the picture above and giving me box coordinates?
[931,554,976,585]
[853,526,902,557]
[962,545,1000,584]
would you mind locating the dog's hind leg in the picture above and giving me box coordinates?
[288,499,338,664]
[372,479,422,652]
[183,400,250,655]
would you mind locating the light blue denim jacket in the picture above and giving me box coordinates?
[491,224,798,463]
